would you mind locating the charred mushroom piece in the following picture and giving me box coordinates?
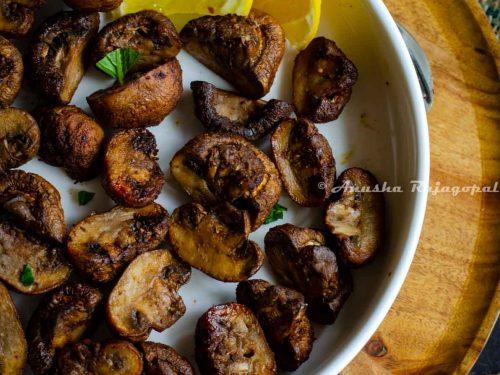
[37,106,104,181]
[139,342,194,375]
[103,128,164,207]
[169,203,263,282]
[88,59,182,128]
[0,108,40,172]
[191,81,293,141]
[325,167,385,266]
[170,132,281,230]
[0,0,44,38]
[27,283,102,375]
[28,11,100,104]
[67,203,169,283]
[181,10,285,98]
[64,0,122,12]
[265,224,352,324]
[0,170,66,243]
[0,36,23,107]
[271,118,336,206]
[196,303,277,375]
[236,279,314,371]
[0,282,27,375]
[293,37,358,123]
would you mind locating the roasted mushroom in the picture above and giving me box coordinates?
[139,342,194,375]
[0,108,40,172]
[28,11,100,104]
[88,58,182,128]
[0,36,23,107]
[191,81,293,141]
[169,203,263,282]
[67,203,169,283]
[325,167,385,266]
[236,279,314,371]
[102,128,164,207]
[170,132,281,230]
[64,0,122,12]
[27,283,102,375]
[271,118,336,206]
[37,106,104,181]
[0,281,27,375]
[293,37,358,123]
[0,170,66,243]
[265,224,352,324]
[0,0,44,38]
[196,303,277,375]
[181,10,285,98]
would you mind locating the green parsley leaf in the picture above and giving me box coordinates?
[20,265,34,286]
[96,48,141,85]
[0,211,16,221]
[265,203,288,224]
[78,191,95,206]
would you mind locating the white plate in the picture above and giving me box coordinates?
[10,0,429,373]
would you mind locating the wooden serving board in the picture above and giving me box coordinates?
[343,0,500,374]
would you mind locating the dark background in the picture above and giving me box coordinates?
[470,318,500,374]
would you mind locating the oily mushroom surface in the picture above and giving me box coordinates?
[0,108,40,173]
[293,37,358,123]
[88,58,182,128]
[64,0,122,12]
[27,283,102,375]
[37,106,104,181]
[271,118,336,206]
[325,167,385,266]
[0,36,23,107]
[236,279,314,371]
[181,10,285,99]
[191,81,293,141]
[27,11,99,104]
[102,128,164,207]
[67,203,170,283]
[0,0,44,38]
[139,342,194,375]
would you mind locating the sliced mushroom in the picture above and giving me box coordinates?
[0,281,27,375]
[28,11,100,104]
[0,170,66,243]
[181,10,285,98]
[325,167,385,266]
[0,108,40,172]
[271,118,336,206]
[88,59,182,128]
[236,279,314,371]
[191,81,293,141]
[0,36,23,107]
[67,203,169,283]
[139,342,194,375]
[170,132,281,230]
[27,283,102,375]
[107,249,191,341]
[0,0,44,38]
[196,303,277,375]
[293,37,358,123]
[169,203,263,282]
[264,224,352,324]
[102,128,164,207]
[37,106,104,181]
[64,0,122,12]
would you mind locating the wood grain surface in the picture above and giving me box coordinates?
[343,1,500,374]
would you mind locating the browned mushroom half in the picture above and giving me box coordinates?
[0,170,66,243]
[139,342,194,375]
[67,203,169,283]
[236,279,314,371]
[293,37,358,123]
[64,0,122,12]
[271,117,336,206]
[87,58,182,128]
[91,10,181,70]
[0,281,27,375]
[0,108,40,173]
[27,11,99,104]
[0,36,23,107]
[191,81,293,141]
[264,224,353,324]
[107,249,190,341]
[181,10,285,99]
[325,167,385,266]
[0,0,44,38]
[102,128,164,207]
[196,303,277,375]
[27,283,102,375]
[170,132,281,231]
[169,203,263,282]
[37,106,104,181]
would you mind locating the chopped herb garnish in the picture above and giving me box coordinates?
[20,265,34,286]
[96,48,141,85]
[0,211,16,221]
[265,203,288,224]
[78,191,95,206]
